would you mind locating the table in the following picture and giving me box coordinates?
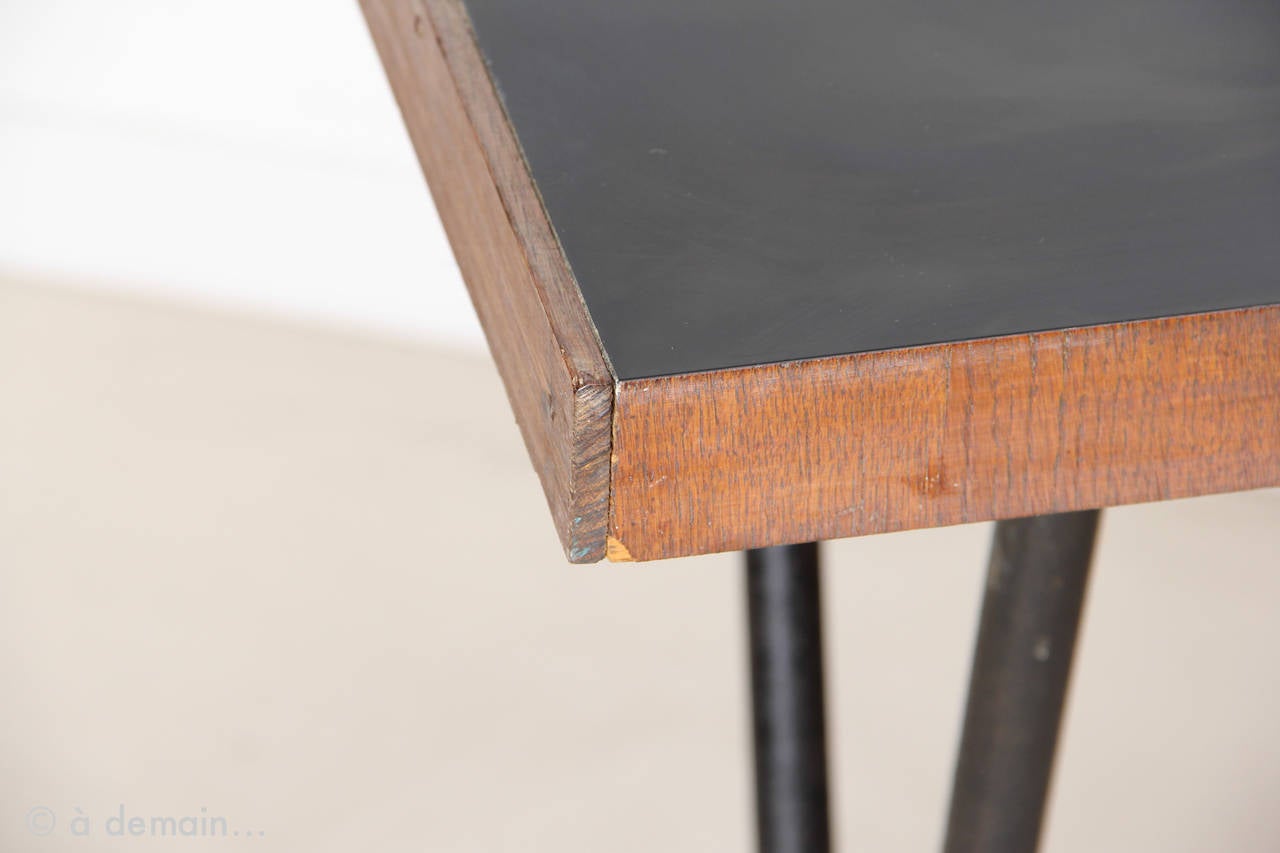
[361,1,1280,849]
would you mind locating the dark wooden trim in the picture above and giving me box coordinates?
[607,306,1280,562]
[361,0,614,561]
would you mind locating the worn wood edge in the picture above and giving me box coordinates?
[608,305,1280,561]
[361,0,614,562]
[424,0,613,385]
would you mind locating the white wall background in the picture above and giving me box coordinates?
[0,0,484,349]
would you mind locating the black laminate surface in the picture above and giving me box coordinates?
[464,0,1280,380]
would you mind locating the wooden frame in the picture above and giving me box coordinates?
[363,0,1280,563]
[362,0,613,561]
[609,306,1280,560]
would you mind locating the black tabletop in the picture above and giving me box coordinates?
[465,0,1280,380]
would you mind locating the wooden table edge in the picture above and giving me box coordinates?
[362,0,615,562]
[363,0,1280,565]
[607,304,1280,561]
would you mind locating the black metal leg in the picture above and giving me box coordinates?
[943,510,1101,853]
[745,543,831,853]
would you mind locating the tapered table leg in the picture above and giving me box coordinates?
[944,510,1101,853]
[745,543,831,853]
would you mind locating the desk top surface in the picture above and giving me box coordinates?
[466,0,1280,379]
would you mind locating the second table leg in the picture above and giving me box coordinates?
[943,510,1101,853]
[746,542,831,853]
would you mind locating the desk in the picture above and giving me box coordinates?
[362,1,1280,849]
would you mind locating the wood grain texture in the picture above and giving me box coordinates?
[361,0,613,561]
[609,306,1280,561]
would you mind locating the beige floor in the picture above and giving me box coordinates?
[1,276,1278,851]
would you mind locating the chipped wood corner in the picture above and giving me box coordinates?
[605,535,635,562]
